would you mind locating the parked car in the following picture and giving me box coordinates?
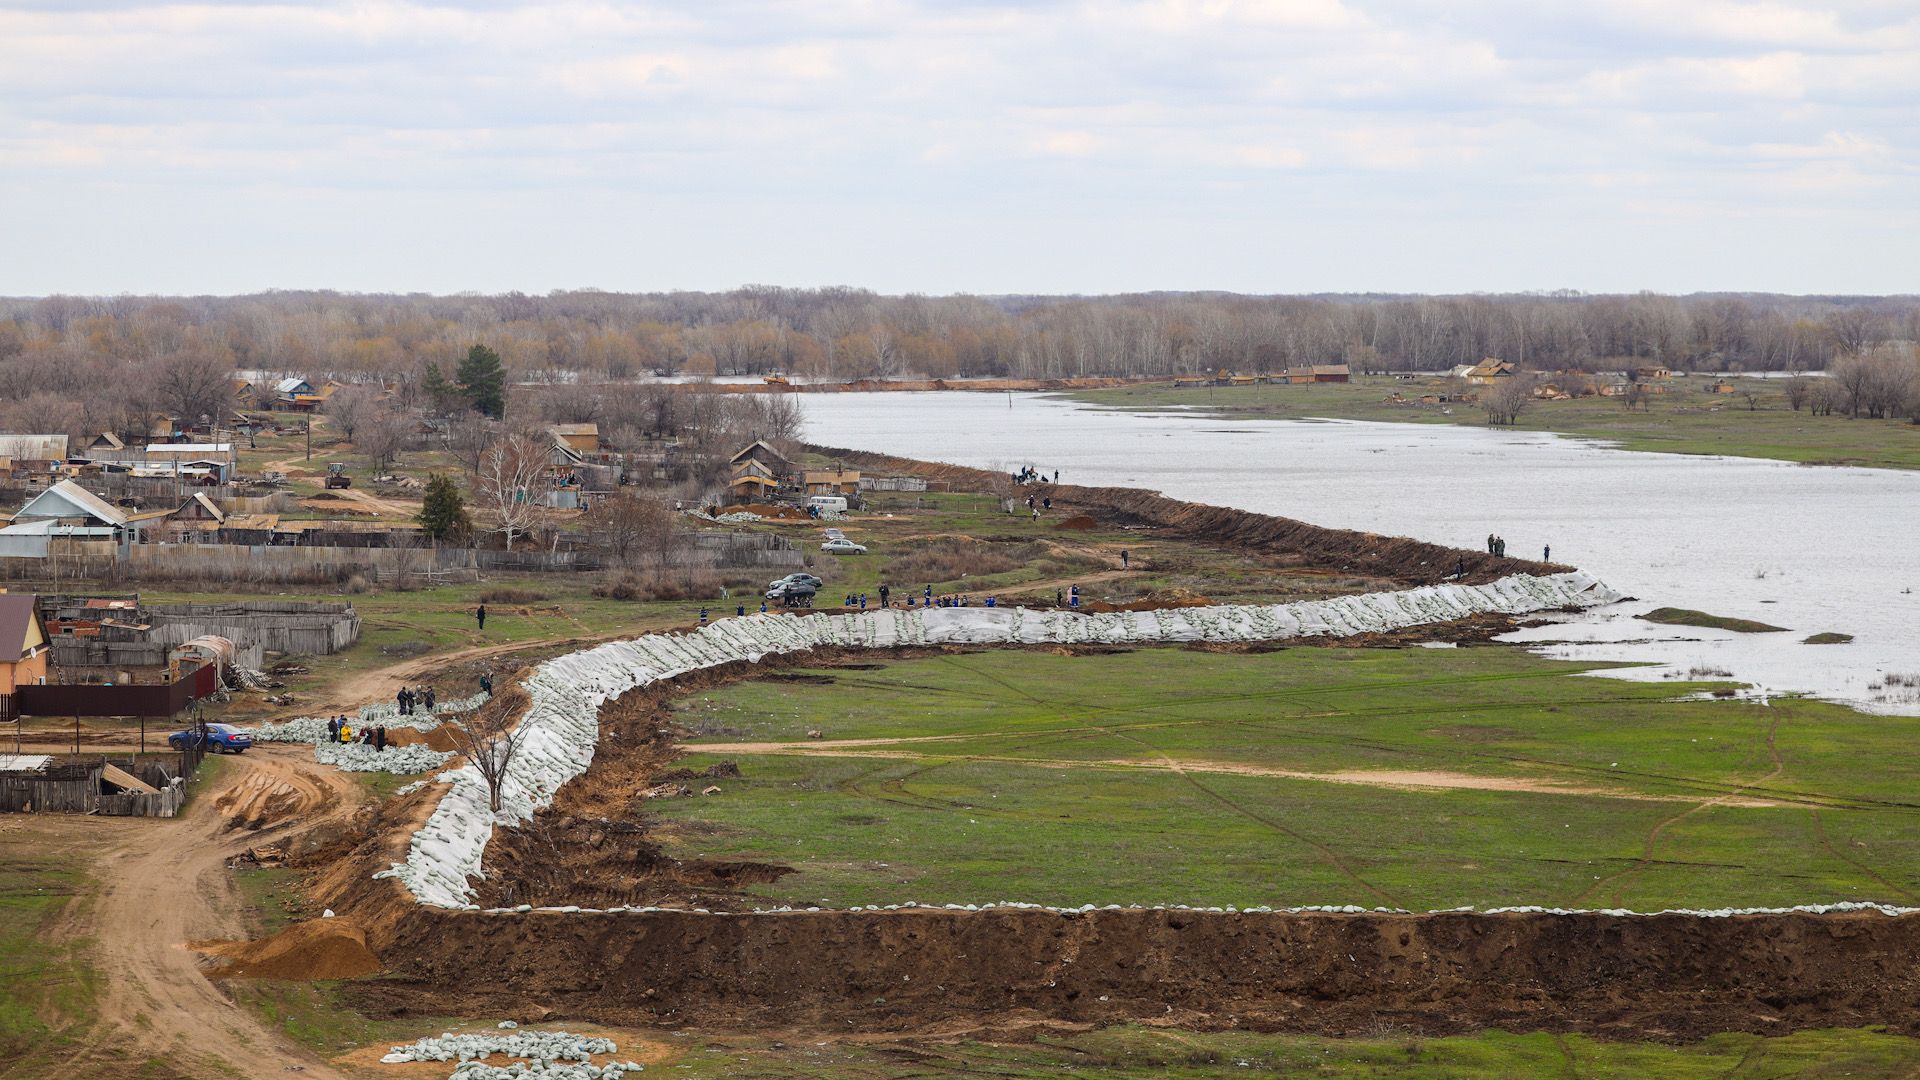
[167,723,253,754]
[823,528,846,540]
[820,538,868,554]
[768,572,824,590]
[765,580,818,607]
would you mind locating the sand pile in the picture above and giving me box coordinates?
[1052,515,1098,530]
[214,770,326,831]
[200,916,382,980]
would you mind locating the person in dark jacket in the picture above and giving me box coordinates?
[374,726,387,751]
[475,604,487,631]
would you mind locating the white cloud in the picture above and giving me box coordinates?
[0,0,1914,293]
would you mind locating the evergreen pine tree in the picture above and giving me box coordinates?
[421,361,458,413]
[418,473,470,540]
[455,344,507,418]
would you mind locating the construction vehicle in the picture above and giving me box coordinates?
[324,462,353,489]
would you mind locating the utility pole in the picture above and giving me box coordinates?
[305,419,312,462]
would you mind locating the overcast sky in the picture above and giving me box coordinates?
[2,0,1915,296]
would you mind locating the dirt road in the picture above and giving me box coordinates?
[42,746,363,1078]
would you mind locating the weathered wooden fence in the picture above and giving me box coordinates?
[0,753,196,816]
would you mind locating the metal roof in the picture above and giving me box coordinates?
[14,480,129,527]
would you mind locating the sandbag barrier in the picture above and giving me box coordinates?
[376,573,1621,910]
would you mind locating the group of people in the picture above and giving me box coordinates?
[325,715,390,751]
[1024,493,1053,518]
[1012,466,1058,485]
[395,685,436,715]
[1485,535,1551,561]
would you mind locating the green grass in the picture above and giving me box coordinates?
[1642,607,1790,633]
[1804,632,1855,645]
[663,646,1920,912]
[223,980,462,1058]
[1069,376,1920,470]
[0,849,100,1071]
[659,1025,1920,1077]
[230,867,309,937]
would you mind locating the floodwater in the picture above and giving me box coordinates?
[800,392,1920,715]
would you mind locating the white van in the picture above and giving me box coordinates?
[808,495,849,514]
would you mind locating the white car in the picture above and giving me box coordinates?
[820,538,868,554]
[823,528,846,540]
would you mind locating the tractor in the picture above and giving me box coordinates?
[324,462,353,490]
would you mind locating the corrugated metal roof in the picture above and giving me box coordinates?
[14,480,128,527]
[0,755,53,774]
[145,443,232,455]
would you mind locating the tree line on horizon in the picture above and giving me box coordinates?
[2,289,1914,393]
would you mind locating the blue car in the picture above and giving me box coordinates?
[167,723,253,754]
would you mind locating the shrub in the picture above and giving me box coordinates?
[885,539,1039,585]
[592,567,721,602]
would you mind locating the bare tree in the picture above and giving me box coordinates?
[324,384,381,443]
[447,699,519,814]
[1482,377,1534,426]
[358,405,411,474]
[1783,375,1813,411]
[584,492,676,568]
[475,432,550,549]
[153,351,232,428]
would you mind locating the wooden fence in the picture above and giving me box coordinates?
[0,751,198,816]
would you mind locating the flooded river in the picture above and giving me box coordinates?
[800,392,1920,715]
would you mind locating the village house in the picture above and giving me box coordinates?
[728,458,780,502]
[801,467,861,497]
[1450,359,1518,385]
[272,377,338,412]
[0,593,51,716]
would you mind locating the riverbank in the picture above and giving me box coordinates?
[1066,375,1920,471]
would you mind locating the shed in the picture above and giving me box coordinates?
[802,468,861,496]
[549,423,600,454]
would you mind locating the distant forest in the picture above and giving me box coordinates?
[1,289,1915,402]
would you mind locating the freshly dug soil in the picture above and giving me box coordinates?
[1052,515,1098,530]
[357,907,1920,1041]
[199,916,382,980]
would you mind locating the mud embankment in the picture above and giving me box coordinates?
[808,445,1567,586]
[357,906,1920,1041]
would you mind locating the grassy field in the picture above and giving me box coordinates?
[664,646,1920,912]
[655,1025,1920,1078]
[0,847,96,1071]
[1069,375,1920,470]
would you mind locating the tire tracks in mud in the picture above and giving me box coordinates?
[39,746,363,1080]
[924,654,1405,908]
[1576,716,1786,909]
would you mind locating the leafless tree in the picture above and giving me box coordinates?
[475,432,550,549]
[153,351,232,428]
[1482,377,1534,426]
[324,384,382,443]
[584,492,677,568]
[358,405,411,474]
[447,699,519,814]
[1783,375,1813,411]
